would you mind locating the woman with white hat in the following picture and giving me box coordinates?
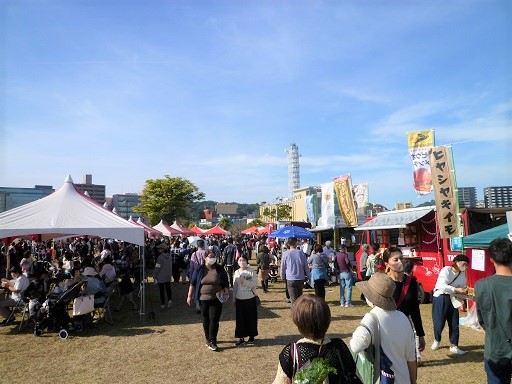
[82,267,107,305]
[350,273,417,384]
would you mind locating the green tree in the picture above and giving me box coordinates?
[262,207,273,218]
[218,216,232,230]
[246,218,265,228]
[133,175,205,225]
[261,204,292,222]
[277,204,292,221]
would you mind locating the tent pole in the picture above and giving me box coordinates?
[139,245,146,322]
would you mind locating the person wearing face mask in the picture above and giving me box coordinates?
[384,248,426,366]
[187,251,229,351]
[431,254,470,355]
[233,254,259,346]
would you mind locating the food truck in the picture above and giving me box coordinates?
[354,206,510,303]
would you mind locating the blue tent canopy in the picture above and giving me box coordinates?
[463,224,509,248]
[269,225,315,239]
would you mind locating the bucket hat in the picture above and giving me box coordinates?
[355,273,396,311]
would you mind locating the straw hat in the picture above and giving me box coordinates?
[355,273,396,311]
[82,267,97,277]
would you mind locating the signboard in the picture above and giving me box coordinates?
[407,130,434,196]
[471,249,486,272]
[333,175,358,227]
[353,183,369,216]
[450,236,463,252]
[318,182,335,227]
[430,146,460,238]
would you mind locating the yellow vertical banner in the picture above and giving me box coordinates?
[430,146,460,238]
[333,175,358,227]
[407,130,434,195]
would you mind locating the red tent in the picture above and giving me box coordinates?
[241,226,258,234]
[190,225,205,235]
[241,225,270,235]
[203,224,229,236]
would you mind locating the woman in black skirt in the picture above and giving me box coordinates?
[233,254,258,346]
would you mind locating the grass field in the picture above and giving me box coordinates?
[0,273,486,384]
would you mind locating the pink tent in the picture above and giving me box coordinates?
[127,216,162,237]
[136,217,163,237]
[190,225,205,235]
[203,224,229,236]
[170,221,195,236]
[152,220,181,237]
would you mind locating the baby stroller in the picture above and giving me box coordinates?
[268,265,279,283]
[34,281,87,339]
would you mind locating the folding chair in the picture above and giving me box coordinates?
[4,299,30,331]
[94,292,113,325]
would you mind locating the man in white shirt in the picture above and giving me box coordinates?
[0,266,30,325]
[322,240,336,259]
[301,239,313,256]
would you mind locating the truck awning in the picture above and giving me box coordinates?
[354,206,435,231]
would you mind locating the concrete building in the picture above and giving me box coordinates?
[74,174,106,205]
[458,187,477,208]
[215,203,238,216]
[0,185,54,213]
[395,202,413,210]
[484,186,512,208]
[112,193,141,220]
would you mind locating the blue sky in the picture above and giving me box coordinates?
[1,0,511,209]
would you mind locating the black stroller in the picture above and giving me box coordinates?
[34,281,87,339]
[268,264,279,283]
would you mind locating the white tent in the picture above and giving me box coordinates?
[152,220,181,236]
[0,175,145,246]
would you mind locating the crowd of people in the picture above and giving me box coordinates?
[1,233,511,383]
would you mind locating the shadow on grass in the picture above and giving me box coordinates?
[422,347,485,366]
[1,318,160,338]
[216,332,355,352]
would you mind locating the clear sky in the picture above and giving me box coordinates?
[1,0,511,209]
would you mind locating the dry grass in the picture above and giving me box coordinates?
[0,273,485,384]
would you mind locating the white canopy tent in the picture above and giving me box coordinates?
[0,175,145,246]
[0,175,151,321]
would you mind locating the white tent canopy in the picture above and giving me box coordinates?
[0,175,145,246]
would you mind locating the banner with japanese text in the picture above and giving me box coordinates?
[333,175,358,227]
[353,183,369,216]
[430,146,460,238]
[408,130,434,196]
[318,182,335,227]
[305,195,316,224]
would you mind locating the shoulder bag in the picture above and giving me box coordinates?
[73,294,94,316]
[250,288,261,305]
[352,312,381,384]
